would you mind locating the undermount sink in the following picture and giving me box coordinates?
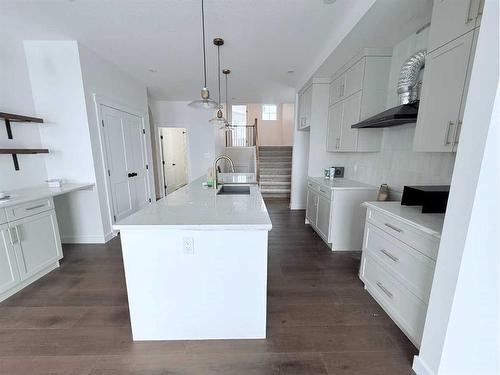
[217,185,251,195]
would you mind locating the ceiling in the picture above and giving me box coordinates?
[0,0,432,104]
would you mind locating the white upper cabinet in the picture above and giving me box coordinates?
[326,102,343,151]
[427,0,482,53]
[414,30,477,152]
[344,59,365,98]
[326,50,391,153]
[329,75,345,105]
[297,84,313,130]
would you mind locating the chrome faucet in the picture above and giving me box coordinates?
[213,155,235,189]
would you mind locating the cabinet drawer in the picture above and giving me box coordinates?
[361,254,428,346]
[364,223,435,302]
[6,198,54,222]
[0,209,6,225]
[367,208,439,260]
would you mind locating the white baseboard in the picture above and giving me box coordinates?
[289,202,306,210]
[61,234,106,244]
[412,355,435,375]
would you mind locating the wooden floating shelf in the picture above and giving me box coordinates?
[0,148,49,171]
[0,112,44,140]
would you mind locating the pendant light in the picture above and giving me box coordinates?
[188,0,219,109]
[221,68,231,130]
[209,38,227,124]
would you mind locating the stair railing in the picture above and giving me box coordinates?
[225,118,260,183]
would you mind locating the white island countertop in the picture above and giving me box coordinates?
[114,176,272,231]
[0,183,94,208]
[363,201,445,238]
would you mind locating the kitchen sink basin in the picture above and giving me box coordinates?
[217,185,251,195]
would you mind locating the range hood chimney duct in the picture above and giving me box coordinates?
[397,50,426,105]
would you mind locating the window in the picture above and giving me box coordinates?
[262,104,277,121]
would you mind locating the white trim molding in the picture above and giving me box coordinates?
[412,355,435,375]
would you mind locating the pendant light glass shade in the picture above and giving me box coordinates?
[188,0,219,110]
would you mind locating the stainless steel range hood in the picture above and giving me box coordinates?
[351,50,426,129]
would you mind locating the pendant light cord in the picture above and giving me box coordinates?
[225,73,229,121]
[201,0,207,89]
[217,46,221,106]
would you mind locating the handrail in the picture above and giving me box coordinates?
[254,118,259,183]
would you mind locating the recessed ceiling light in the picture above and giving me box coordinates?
[148,68,158,73]
[323,0,336,4]
[287,70,295,74]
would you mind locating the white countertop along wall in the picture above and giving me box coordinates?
[0,183,94,208]
[114,176,271,230]
[362,201,444,238]
[308,177,376,190]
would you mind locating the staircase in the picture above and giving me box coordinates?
[258,146,292,198]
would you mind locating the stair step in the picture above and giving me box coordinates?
[259,175,291,182]
[259,146,293,151]
[260,182,291,188]
[260,168,292,175]
[259,151,293,156]
[259,156,292,162]
[260,187,291,194]
[260,162,292,167]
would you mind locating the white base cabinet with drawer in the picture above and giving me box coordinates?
[306,178,378,251]
[0,198,63,302]
[359,202,444,348]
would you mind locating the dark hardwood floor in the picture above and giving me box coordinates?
[0,199,416,374]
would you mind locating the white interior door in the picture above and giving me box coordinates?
[101,105,150,222]
[160,128,188,195]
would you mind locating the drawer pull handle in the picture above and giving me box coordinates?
[380,249,399,262]
[376,281,393,299]
[384,223,402,233]
[25,204,46,211]
[320,188,327,193]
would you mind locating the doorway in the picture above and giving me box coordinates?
[159,127,188,195]
[100,105,151,223]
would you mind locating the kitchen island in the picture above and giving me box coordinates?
[114,175,272,341]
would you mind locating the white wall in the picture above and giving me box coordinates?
[78,43,154,240]
[24,40,153,243]
[149,101,216,187]
[0,39,47,191]
[306,28,456,195]
[290,94,310,210]
[414,2,499,373]
[24,40,105,244]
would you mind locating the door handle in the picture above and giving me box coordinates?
[172,163,176,166]
[128,172,138,178]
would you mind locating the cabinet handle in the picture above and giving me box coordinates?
[25,204,45,211]
[380,249,399,263]
[320,188,328,193]
[340,84,345,97]
[465,0,474,23]
[384,223,403,233]
[376,281,393,298]
[9,227,19,244]
[478,0,484,16]
[335,137,340,149]
[455,120,462,145]
[444,121,455,145]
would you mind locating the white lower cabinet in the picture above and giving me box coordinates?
[9,210,62,280]
[359,203,441,348]
[0,224,21,295]
[0,198,63,302]
[306,178,378,251]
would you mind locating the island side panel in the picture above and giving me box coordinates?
[120,228,268,341]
